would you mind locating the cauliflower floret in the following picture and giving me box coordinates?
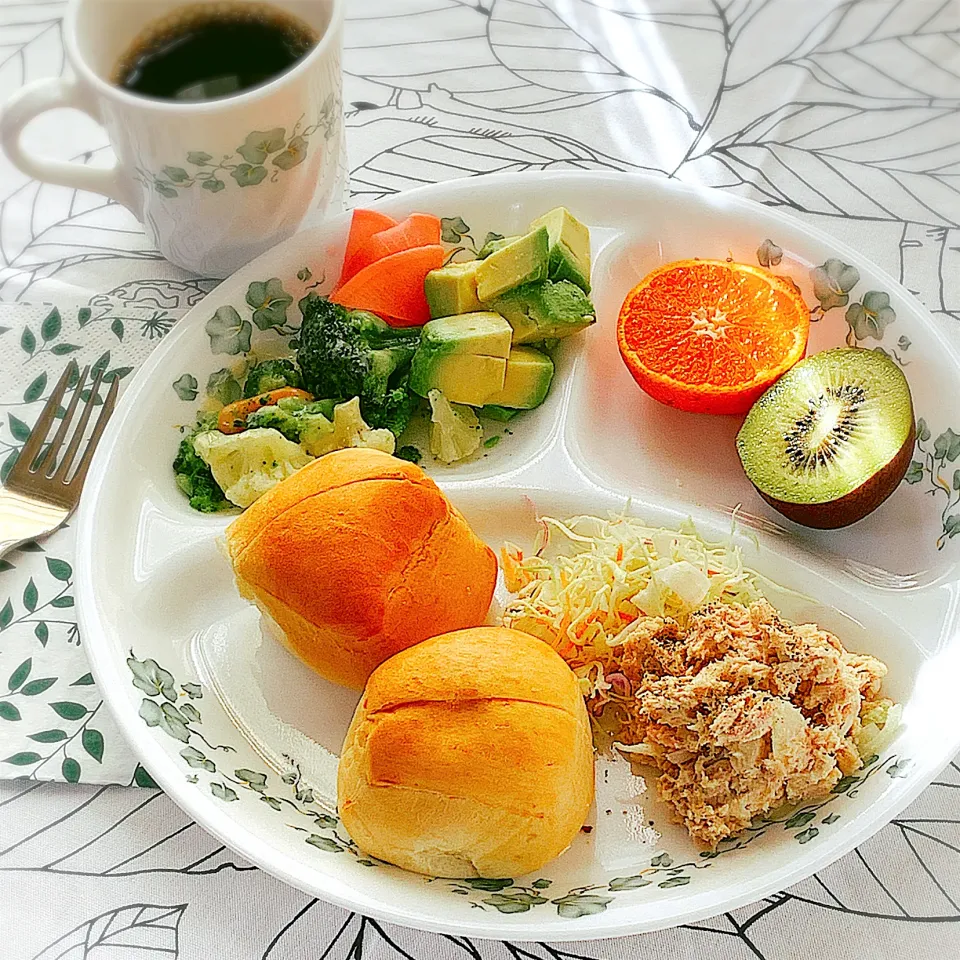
[193,428,311,508]
[428,389,482,464]
[193,400,395,508]
[302,396,395,457]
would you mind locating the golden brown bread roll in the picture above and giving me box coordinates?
[338,627,595,878]
[224,448,497,689]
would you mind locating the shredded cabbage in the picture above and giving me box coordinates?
[855,700,902,758]
[501,513,764,700]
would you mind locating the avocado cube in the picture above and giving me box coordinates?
[424,260,483,318]
[492,280,596,344]
[484,346,554,409]
[479,404,520,422]
[475,226,550,302]
[529,207,591,293]
[409,312,513,404]
[416,312,512,359]
[477,235,521,259]
[416,354,507,406]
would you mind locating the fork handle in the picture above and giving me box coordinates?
[0,489,68,561]
[0,536,23,562]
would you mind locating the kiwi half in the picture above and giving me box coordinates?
[736,348,915,529]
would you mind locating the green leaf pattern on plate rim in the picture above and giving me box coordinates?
[126,650,362,861]
[171,270,324,396]
[170,233,947,556]
[757,239,901,351]
[125,652,904,918]
[756,239,952,546]
[904,418,960,549]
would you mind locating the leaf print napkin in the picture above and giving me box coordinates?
[0,291,207,784]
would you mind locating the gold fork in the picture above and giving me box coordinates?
[0,360,120,559]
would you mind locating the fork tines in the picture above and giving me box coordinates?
[9,360,120,500]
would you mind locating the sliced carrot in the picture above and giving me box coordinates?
[330,244,445,327]
[337,209,398,288]
[341,214,442,281]
[218,387,313,434]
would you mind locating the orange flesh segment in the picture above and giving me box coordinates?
[617,260,810,415]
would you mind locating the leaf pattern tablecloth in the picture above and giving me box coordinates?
[2,0,960,956]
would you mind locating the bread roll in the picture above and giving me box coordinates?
[224,448,497,689]
[338,627,595,878]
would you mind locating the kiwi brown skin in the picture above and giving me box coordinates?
[754,417,916,529]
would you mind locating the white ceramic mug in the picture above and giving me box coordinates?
[0,0,345,278]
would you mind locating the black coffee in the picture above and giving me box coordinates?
[113,3,318,102]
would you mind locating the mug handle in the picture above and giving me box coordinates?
[0,77,138,212]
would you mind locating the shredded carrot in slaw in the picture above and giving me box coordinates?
[501,513,764,703]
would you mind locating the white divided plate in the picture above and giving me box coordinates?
[76,172,960,940]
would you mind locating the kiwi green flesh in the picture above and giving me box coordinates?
[737,348,914,527]
[755,420,915,528]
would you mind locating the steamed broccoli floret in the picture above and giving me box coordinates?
[246,401,335,444]
[396,444,422,464]
[173,421,230,513]
[296,297,421,436]
[363,375,420,437]
[245,404,300,440]
[348,310,400,337]
[300,397,394,457]
[243,359,303,398]
[296,297,370,399]
[195,410,220,432]
[305,398,337,420]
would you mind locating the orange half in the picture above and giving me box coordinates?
[617,259,810,415]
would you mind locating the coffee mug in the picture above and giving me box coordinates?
[0,0,345,277]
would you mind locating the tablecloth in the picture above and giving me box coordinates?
[2,0,960,956]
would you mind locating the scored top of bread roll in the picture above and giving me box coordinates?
[362,621,585,714]
[223,449,497,689]
[225,447,423,559]
[338,627,595,878]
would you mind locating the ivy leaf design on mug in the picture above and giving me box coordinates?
[231,164,269,187]
[236,128,286,164]
[272,135,308,170]
[138,118,328,196]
